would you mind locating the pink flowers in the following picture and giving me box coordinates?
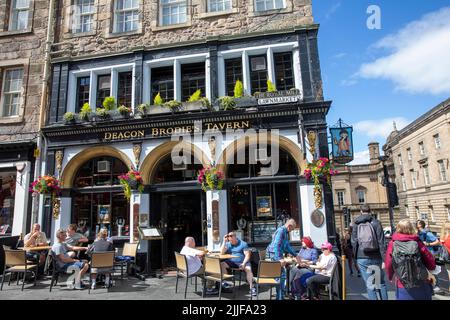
[30,176,61,195]
[303,157,337,185]
[119,170,144,201]
[197,166,224,192]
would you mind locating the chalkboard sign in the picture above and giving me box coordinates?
[250,221,277,243]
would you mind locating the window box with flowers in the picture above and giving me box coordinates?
[119,170,145,201]
[197,166,224,192]
[304,157,338,209]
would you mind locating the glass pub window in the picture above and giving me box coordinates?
[249,55,268,94]
[274,52,294,90]
[118,71,133,107]
[1,68,23,117]
[161,0,187,26]
[76,76,90,112]
[96,74,111,108]
[208,0,232,12]
[73,0,95,33]
[9,0,30,31]
[181,63,205,102]
[151,66,174,102]
[114,0,139,33]
[225,58,243,97]
[255,0,284,11]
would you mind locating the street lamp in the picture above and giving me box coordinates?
[378,155,396,233]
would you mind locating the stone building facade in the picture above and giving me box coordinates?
[0,0,49,236]
[38,0,336,268]
[332,142,399,232]
[384,98,450,234]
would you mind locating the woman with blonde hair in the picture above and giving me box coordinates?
[87,228,114,290]
[385,219,436,300]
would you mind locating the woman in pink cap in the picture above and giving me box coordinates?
[302,242,337,300]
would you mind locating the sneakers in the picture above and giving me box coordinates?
[91,282,96,290]
[221,282,232,289]
[74,283,85,290]
[205,288,219,296]
[250,287,257,297]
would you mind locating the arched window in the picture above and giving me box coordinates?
[152,153,204,184]
[74,156,129,188]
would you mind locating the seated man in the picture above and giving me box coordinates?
[65,223,89,258]
[220,232,256,297]
[86,228,114,290]
[180,236,205,276]
[52,229,89,290]
[24,223,48,265]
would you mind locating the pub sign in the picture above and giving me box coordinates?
[330,119,354,164]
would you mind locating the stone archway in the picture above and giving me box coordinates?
[60,146,134,188]
[216,133,306,177]
[140,141,210,184]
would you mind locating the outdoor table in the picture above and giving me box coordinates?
[206,254,239,260]
[18,246,52,251]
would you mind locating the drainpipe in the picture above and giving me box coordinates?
[32,0,56,226]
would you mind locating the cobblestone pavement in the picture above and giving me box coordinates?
[0,267,448,300]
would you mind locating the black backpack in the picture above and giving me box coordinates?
[392,240,429,289]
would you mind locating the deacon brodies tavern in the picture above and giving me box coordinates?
[40,0,335,268]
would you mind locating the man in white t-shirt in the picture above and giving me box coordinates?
[304,242,337,300]
[180,237,205,276]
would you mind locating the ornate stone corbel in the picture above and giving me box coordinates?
[133,143,142,169]
[55,150,64,177]
[52,197,61,220]
[306,131,317,159]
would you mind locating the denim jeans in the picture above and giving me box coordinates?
[357,258,389,300]
[275,269,286,300]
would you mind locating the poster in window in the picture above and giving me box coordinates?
[97,205,111,224]
[256,196,272,218]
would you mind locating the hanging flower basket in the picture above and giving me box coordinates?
[30,175,61,196]
[304,157,338,209]
[197,166,224,192]
[119,170,144,201]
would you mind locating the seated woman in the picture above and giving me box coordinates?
[289,236,318,299]
[302,242,337,300]
[86,228,114,290]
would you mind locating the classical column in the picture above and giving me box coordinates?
[206,190,228,251]
[299,183,329,246]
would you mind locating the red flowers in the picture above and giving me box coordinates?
[303,157,338,186]
[197,166,224,192]
[30,176,61,195]
[119,170,144,201]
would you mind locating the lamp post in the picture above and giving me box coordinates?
[378,155,396,233]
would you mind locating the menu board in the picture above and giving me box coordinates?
[250,221,277,243]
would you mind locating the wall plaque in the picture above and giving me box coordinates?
[311,209,325,228]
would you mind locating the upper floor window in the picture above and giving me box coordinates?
[161,0,187,26]
[405,204,409,217]
[114,0,139,33]
[438,160,447,182]
[151,66,174,102]
[76,76,90,112]
[96,74,111,108]
[117,71,133,107]
[410,169,417,189]
[356,189,366,204]
[1,68,23,117]
[423,165,431,186]
[401,174,407,191]
[429,206,435,222]
[419,142,425,156]
[397,154,403,166]
[225,58,242,97]
[434,134,441,150]
[208,0,232,12]
[336,191,345,206]
[274,52,294,91]
[72,0,95,34]
[415,206,420,220]
[407,148,412,161]
[249,55,268,94]
[181,63,205,102]
[9,0,30,31]
[255,0,284,11]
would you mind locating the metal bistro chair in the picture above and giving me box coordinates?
[114,242,139,279]
[89,251,115,294]
[318,258,342,300]
[174,252,204,299]
[203,256,235,300]
[1,248,38,291]
[228,251,253,291]
[253,260,282,300]
[49,250,74,292]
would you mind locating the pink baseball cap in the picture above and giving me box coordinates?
[320,242,333,251]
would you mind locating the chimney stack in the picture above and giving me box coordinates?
[368,142,380,164]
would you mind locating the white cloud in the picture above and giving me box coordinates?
[354,117,410,139]
[325,2,341,20]
[349,150,370,165]
[358,7,450,95]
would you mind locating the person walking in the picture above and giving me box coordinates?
[341,227,360,277]
[385,219,436,300]
[351,204,388,300]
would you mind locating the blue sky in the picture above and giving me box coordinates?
[312,0,450,164]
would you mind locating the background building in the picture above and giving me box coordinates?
[332,142,399,232]
[384,98,450,234]
[0,0,49,236]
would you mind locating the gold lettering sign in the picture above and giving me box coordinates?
[104,130,144,141]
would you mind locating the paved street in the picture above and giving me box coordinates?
[0,265,448,300]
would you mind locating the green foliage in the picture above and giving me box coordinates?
[63,112,75,122]
[164,100,182,110]
[102,96,116,111]
[118,105,131,116]
[267,80,277,92]
[153,92,164,106]
[96,108,109,118]
[234,80,244,98]
[200,97,211,109]
[218,96,236,110]
[188,89,202,102]
[79,103,92,121]
[137,103,150,115]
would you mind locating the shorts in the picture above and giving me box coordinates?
[61,261,84,272]
[225,260,251,269]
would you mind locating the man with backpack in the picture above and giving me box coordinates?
[351,204,388,300]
